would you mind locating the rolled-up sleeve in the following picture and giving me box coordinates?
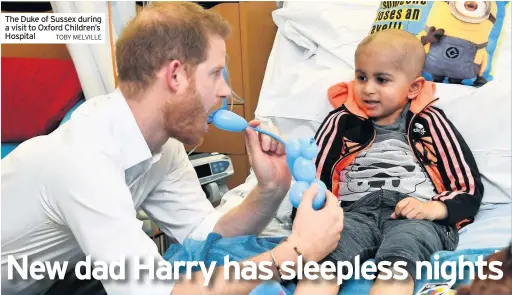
[49,155,176,295]
[141,142,220,244]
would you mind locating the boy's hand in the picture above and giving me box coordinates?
[391,197,448,221]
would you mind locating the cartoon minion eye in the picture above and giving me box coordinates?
[449,1,491,23]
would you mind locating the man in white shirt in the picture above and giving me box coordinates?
[1,2,344,295]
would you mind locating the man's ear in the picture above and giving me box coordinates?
[407,76,426,99]
[165,60,185,93]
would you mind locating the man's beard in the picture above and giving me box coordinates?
[163,83,208,146]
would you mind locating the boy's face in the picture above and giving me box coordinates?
[354,46,415,126]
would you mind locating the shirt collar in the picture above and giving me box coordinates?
[108,89,160,170]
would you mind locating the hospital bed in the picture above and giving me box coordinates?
[216,1,512,252]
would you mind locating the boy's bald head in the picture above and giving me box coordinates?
[355,29,425,79]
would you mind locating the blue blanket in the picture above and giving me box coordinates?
[163,233,501,294]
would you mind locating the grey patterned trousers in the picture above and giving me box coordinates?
[323,189,459,283]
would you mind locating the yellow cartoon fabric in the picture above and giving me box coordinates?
[370,1,510,87]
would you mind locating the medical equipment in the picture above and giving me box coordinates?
[189,152,234,205]
[210,109,327,209]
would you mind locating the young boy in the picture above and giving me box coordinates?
[292,29,484,295]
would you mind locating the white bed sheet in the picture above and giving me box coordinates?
[217,1,511,251]
[456,203,512,250]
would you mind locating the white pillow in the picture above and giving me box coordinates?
[273,1,380,69]
[435,78,512,204]
[257,1,378,123]
[257,66,352,123]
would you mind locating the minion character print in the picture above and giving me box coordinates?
[417,1,498,87]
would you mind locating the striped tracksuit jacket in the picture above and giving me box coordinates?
[310,81,484,230]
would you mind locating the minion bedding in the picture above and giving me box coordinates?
[164,2,512,294]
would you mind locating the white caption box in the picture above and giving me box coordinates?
[1,13,106,44]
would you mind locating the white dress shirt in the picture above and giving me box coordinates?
[1,89,221,295]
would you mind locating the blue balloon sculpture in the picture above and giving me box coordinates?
[211,109,327,210]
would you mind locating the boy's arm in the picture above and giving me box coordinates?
[393,110,483,227]
[429,109,484,228]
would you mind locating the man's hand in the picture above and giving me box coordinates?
[288,184,344,262]
[245,120,291,193]
[214,121,291,237]
[391,197,448,221]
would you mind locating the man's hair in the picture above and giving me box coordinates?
[355,29,425,78]
[115,2,231,96]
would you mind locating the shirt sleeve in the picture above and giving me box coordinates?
[49,155,176,295]
[140,141,221,244]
